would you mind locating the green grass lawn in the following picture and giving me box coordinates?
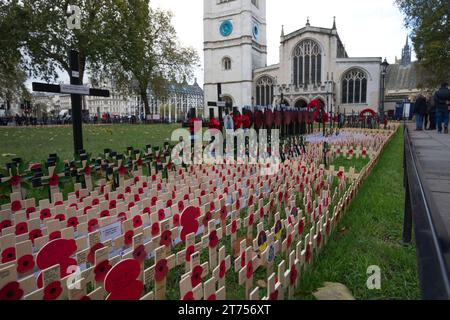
[0,124,181,166]
[295,128,420,300]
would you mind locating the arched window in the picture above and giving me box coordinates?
[223,57,231,71]
[293,40,322,86]
[255,76,274,106]
[341,69,368,104]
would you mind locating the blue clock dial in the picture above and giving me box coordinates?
[220,20,233,37]
[252,23,259,39]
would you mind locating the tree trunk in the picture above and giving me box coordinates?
[141,89,150,119]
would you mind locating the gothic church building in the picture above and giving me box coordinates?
[204,0,383,116]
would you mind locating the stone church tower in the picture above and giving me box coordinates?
[203,0,267,114]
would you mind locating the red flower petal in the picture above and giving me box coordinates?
[154,259,168,282]
[15,222,28,236]
[0,281,23,300]
[16,254,35,274]
[94,260,112,283]
[191,265,203,287]
[124,230,134,246]
[43,281,62,300]
[1,247,16,263]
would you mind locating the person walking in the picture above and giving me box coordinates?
[414,93,427,130]
[427,91,436,131]
[434,82,450,134]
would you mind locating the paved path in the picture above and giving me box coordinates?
[407,122,450,228]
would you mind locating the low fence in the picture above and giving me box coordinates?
[403,125,450,299]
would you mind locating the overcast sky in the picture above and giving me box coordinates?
[151,0,414,87]
[27,0,414,89]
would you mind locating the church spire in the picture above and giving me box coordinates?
[332,16,336,29]
[306,17,310,27]
[281,25,284,37]
[401,35,411,66]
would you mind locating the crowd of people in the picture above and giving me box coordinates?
[414,82,450,134]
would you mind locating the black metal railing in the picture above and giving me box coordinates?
[403,125,450,299]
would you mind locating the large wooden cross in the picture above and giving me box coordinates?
[32,50,110,154]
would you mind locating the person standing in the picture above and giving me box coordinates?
[414,93,427,130]
[434,82,450,134]
[427,91,436,130]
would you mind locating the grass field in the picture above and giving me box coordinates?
[295,128,420,299]
[0,124,181,166]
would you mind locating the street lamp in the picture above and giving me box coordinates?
[380,58,389,124]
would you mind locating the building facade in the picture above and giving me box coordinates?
[204,0,384,117]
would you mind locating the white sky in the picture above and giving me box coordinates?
[27,0,414,89]
[151,0,415,87]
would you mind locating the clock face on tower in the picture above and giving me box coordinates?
[220,20,233,37]
[252,22,260,40]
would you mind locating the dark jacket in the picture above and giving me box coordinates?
[414,96,427,116]
[434,86,450,111]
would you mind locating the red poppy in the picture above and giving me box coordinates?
[158,209,165,221]
[202,211,212,228]
[43,281,62,300]
[49,231,62,241]
[240,251,246,268]
[160,230,172,247]
[287,234,293,249]
[133,215,143,228]
[17,254,35,274]
[118,166,127,176]
[80,295,91,300]
[138,188,144,195]
[49,174,59,187]
[157,183,162,191]
[231,220,237,234]
[29,229,43,244]
[172,214,180,226]
[208,230,218,249]
[290,265,298,285]
[94,260,112,283]
[10,175,21,187]
[92,198,100,205]
[337,171,344,180]
[183,291,195,300]
[154,259,168,282]
[83,166,91,176]
[67,216,79,229]
[0,281,24,300]
[177,201,185,212]
[185,245,195,262]
[124,230,134,246]
[246,261,254,279]
[11,200,22,212]
[87,242,105,265]
[82,205,92,215]
[117,193,125,200]
[151,222,160,236]
[207,294,217,300]
[248,213,254,226]
[100,210,110,218]
[52,213,64,222]
[298,219,305,235]
[316,231,322,248]
[326,219,331,236]
[269,290,279,300]
[26,207,36,215]
[39,208,51,221]
[1,247,16,263]
[219,260,226,279]
[151,196,158,206]
[132,244,147,264]
[109,200,117,210]
[220,206,227,220]
[134,194,140,202]
[128,202,135,210]
[305,243,312,263]
[117,212,127,223]
[15,222,28,236]
[88,218,99,232]
[191,265,203,287]
[166,199,173,208]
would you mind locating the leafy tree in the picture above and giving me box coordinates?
[94,0,199,115]
[396,0,450,87]
[0,0,29,102]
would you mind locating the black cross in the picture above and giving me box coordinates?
[32,50,110,155]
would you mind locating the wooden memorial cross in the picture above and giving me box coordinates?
[226,210,241,256]
[212,246,231,289]
[179,271,203,300]
[284,250,300,299]
[203,276,226,300]
[153,245,176,300]
[244,207,255,242]
[201,219,223,270]
[265,272,283,300]
[282,221,296,260]
[260,231,279,278]
[180,251,209,300]
[238,246,259,299]
[176,232,203,273]
[32,50,110,154]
